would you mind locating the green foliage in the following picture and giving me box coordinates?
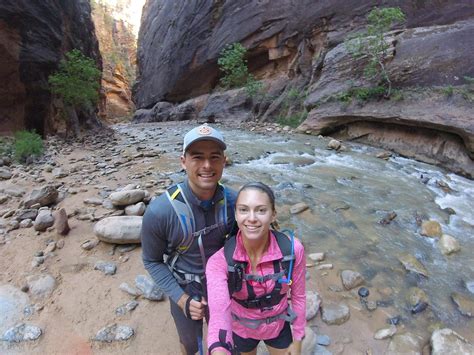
[218,43,248,88]
[276,87,308,127]
[442,85,454,97]
[48,49,101,108]
[345,7,406,96]
[218,42,263,97]
[13,130,44,162]
[245,75,263,97]
[0,136,13,156]
[277,110,308,128]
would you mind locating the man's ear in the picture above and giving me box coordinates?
[180,155,186,170]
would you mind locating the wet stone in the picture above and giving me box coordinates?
[2,323,42,343]
[358,287,369,298]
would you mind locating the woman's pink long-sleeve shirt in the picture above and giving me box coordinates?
[206,231,306,353]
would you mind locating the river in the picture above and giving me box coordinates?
[116,121,474,340]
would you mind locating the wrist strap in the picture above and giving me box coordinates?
[184,296,192,319]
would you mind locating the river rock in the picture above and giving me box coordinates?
[94,323,134,342]
[94,261,117,275]
[308,252,325,262]
[0,285,30,334]
[0,194,9,204]
[430,328,474,354]
[14,209,38,222]
[327,139,341,150]
[438,234,460,255]
[321,302,350,325]
[135,275,164,301]
[451,292,474,317]
[1,323,42,343]
[115,300,139,316]
[398,254,428,277]
[387,333,424,354]
[26,274,56,300]
[109,189,146,206]
[0,167,12,180]
[34,209,55,231]
[306,290,322,320]
[406,287,429,308]
[54,208,70,235]
[93,216,142,244]
[420,220,442,238]
[125,202,146,216]
[374,325,397,340]
[24,185,58,208]
[290,202,309,214]
[466,280,474,294]
[341,270,364,290]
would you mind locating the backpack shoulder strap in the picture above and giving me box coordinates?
[166,184,195,253]
[272,230,295,283]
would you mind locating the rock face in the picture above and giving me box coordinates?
[91,0,141,120]
[0,0,102,136]
[133,0,474,177]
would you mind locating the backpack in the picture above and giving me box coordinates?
[164,182,231,282]
[224,229,295,310]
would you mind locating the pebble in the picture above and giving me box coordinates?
[358,287,369,298]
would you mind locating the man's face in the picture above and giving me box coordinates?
[180,140,226,200]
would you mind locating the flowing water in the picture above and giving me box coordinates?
[117,122,474,338]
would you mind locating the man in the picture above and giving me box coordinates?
[142,124,236,355]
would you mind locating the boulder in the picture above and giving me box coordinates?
[94,216,142,244]
[431,328,474,355]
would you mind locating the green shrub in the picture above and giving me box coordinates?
[0,136,13,156]
[277,110,308,128]
[345,7,406,96]
[351,86,386,101]
[218,43,249,88]
[13,130,44,162]
[218,42,263,98]
[245,75,264,97]
[48,49,101,108]
[442,85,454,97]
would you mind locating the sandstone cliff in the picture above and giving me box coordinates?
[0,0,102,136]
[91,0,144,121]
[133,0,474,177]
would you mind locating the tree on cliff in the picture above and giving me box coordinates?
[48,49,101,136]
[345,7,406,97]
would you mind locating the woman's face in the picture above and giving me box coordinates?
[235,188,276,241]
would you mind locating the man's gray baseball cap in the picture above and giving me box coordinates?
[183,124,226,153]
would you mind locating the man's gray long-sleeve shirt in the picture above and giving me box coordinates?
[141,179,236,303]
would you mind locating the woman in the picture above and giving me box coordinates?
[206,182,306,355]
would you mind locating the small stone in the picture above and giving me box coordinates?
[374,325,397,340]
[358,287,369,298]
[438,234,460,255]
[308,252,325,262]
[290,202,309,214]
[420,220,442,238]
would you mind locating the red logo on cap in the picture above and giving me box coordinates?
[198,126,212,136]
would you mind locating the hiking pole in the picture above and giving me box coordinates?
[192,295,204,355]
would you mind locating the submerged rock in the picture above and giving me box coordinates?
[451,293,474,317]
[398,254,429,277]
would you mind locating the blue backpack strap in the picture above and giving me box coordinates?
[166,184,195,254]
